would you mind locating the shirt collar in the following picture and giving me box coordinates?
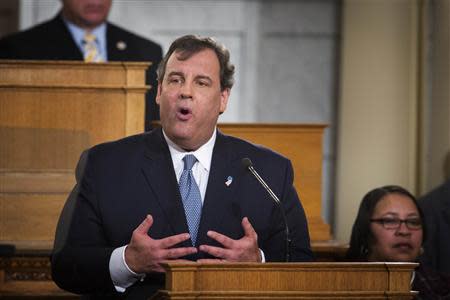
[163,129,216,173]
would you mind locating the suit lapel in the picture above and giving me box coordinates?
[106,23,132,61]
[54,14,84,59]
[106,24,121,60]
[140,129,190,238]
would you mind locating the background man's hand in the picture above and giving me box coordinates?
[197,217,261,263]
[125,215,197,273]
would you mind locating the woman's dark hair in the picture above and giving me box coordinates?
[156,34,235,91]
[346,185,426,261]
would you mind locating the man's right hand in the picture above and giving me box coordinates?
[125,214,197,273]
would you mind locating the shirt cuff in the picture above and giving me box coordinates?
[260,248,266,263]
[109,245,146,292]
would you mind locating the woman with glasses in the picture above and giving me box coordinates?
[346,185,450,299]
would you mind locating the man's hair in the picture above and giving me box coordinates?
[346,185,426,261]
[156,35,235,91]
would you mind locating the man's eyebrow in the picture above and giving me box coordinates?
[195,75,212,82]
[167,71,184,77]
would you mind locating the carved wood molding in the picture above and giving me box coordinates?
[0,256,52,282]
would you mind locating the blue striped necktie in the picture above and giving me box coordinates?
[179,154,203,245]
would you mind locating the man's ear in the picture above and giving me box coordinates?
[219,88,230,114]
[155,83,162,105]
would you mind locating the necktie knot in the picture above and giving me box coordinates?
[183,154,197,171]
[83,32,97,44]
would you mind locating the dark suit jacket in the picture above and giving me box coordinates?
[51,128,313,299]
[419,181,450,276]
[413,263,450,299]
[0,14,162,128]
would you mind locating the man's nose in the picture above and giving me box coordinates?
[179,82,193,99]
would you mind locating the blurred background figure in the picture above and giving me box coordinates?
[419,179,450,277]
[346,185,450,299]
[0,0,162,130]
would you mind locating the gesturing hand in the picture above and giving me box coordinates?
[125,215,197,273]
[198,217,261,263]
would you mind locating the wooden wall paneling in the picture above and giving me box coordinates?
[0,60,149,251]
[218,123,330,241]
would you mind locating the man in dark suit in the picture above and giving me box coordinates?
[51,34,313,299]
[0,0,162,129]
[419,180,450,276]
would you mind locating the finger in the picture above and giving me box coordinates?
[157,259,197,271]
[158,233,191,248]
[164,246,197,259]
[168,259,198,264]
[197,258,226,264]
[157,258,196,268]
[152,264,166,273]
[135,214,153,235]
[206,230,235,248]
[199,244,232,259]
[241,217,257,239]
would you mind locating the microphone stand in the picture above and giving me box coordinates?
[242,158,291,262]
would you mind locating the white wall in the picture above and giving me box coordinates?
[335,0,420,242]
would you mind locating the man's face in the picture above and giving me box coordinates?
[62,0,112,29]
[156,48,230,150]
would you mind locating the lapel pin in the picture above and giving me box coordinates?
[225,176,233,186]
[116,41,127,51]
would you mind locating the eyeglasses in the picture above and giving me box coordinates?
[370,218,422,230]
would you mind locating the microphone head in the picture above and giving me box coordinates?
[241,157,253,169]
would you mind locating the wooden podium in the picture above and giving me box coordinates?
[152,262,418,300]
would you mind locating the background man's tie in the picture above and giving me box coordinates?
[179,154,202,245]
[82,32,103,62]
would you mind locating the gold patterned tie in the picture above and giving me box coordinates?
[82,32,104,63]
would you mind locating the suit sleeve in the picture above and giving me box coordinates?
[51,149,118,295]
[0,36,16,59]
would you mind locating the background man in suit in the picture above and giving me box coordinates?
[419,180,450,276]
[0,0,162,130]
[51,35,313,299]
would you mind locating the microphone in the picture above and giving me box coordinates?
[241,157,291,262]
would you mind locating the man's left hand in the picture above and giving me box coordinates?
[197,217,261,262]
